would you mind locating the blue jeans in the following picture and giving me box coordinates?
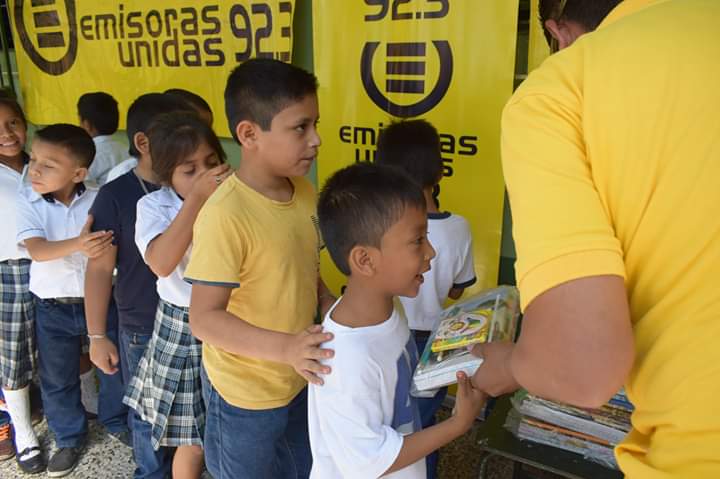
[201,365,312,479]
[35,298,128,448]
[119,328,171,479]
[414,330,448,479]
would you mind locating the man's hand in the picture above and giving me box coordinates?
[449,371,487,434]
[77,215,113,258]
[89,337,120,375]
[470,342,520,397]
[284,325,334,385]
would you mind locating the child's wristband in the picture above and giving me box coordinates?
[87,334,107,340]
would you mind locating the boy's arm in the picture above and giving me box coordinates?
[23,215,113,261]
[448,223,477,300]
[189,283,334,384]
[85,246,120,375]
[383,372,485,474]
[142,165,231,277]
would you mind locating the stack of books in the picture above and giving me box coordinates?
[505,389,634,469]
[411,286,520,394]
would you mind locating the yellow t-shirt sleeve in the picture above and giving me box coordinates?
[184,201,246,288]
[501,91,626,311]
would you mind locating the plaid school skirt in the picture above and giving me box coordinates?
[123,299,204,448]
[0,259,36,390]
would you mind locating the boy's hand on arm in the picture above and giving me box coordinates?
[283,325,334,385]
[77,215,114,258]
[190,283,334,375]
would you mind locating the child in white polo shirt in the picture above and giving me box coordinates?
[376,119,477,479]
[16,124,128,477]
[123,112,230,479]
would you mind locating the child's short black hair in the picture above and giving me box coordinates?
[126,93,193,158]
[164,88,212,117]
[224,59,318,140]
[77,92,119,136]
[34,124,95,168]
[375,119,443,189]
[148,112,226,186]
[318,162,425,276]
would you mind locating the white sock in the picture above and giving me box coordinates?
[2,386,40,459]
[80,368,99,415]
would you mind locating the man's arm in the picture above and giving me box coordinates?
[85,246,120,374]
[472,275,634,408]
[189,283,335,384]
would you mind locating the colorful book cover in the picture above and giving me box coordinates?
[412,286,520,392]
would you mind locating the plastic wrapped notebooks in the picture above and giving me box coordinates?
[411,286,520,393]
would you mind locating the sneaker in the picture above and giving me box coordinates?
[0,423,13,461]
[16,446,46,474]
[108,429,132,448]
[47,446,83,477]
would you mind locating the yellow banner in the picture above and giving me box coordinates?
[313,0,519,296]
[9,0,296,136]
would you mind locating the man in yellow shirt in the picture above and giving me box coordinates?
[472,1,720,476]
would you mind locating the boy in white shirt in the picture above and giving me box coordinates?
[376,119,476,478]
[78,92,127,185]
[16,124,128,477]
[310,163,486,478]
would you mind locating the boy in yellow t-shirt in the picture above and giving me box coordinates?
[184,58,335,479]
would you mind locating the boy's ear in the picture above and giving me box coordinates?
[72,166,88,184]
[134,132,150,156]
[79,119,93,136]
[235,120,259,149]
[544,18,586,51]
[348,245,377,278]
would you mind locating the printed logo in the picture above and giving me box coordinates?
[361,40,453,118]
[13,0,78,75]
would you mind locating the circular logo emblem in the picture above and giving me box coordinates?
[361,40,453,118]
[13,0,78,76]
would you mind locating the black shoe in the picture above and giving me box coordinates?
[47,446,82,477]
[16,446,46,474]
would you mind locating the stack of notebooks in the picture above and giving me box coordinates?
[505,389,634,470]
[411,286,520,394]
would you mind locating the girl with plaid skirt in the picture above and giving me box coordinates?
[123,112,231,479]
[0,95,45,474]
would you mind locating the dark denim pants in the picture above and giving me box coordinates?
[35,298,128,448]
[201,365,312,479]
[119,327,172,479]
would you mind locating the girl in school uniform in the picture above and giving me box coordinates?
[0,95,47,474]
[123,112,231,479]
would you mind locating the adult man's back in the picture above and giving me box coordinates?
[500,0,720,476]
